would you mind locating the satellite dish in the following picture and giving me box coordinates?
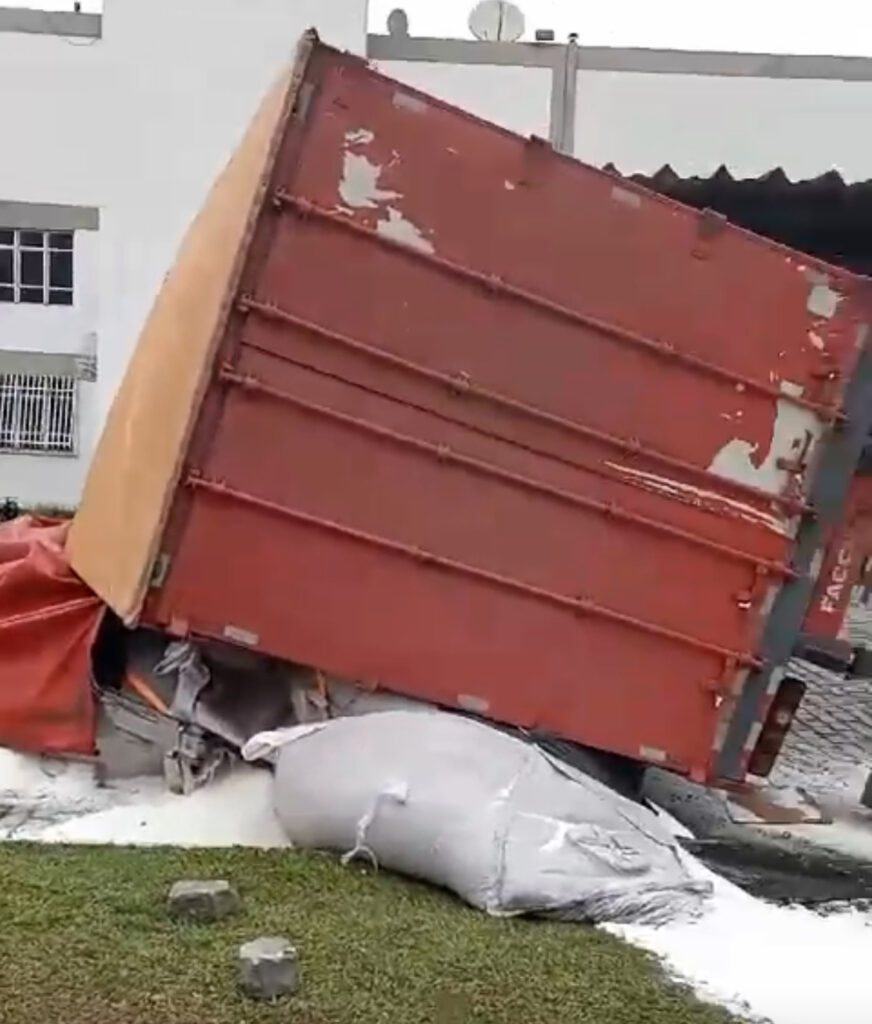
[468,1,525,42]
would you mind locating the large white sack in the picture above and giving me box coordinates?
[249,711,711,924]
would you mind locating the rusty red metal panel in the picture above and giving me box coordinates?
[141,40,872,783]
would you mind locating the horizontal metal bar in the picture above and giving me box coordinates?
[188,473,761,668]
[0,5,101,38]
[221,365,795,580]
[0,200,99,232]
[367,34,560,68]
[277,192,839,424]
[241,293,808,516]
[576,46,872,83]
[239,318,781,530]
[367,34,872,83]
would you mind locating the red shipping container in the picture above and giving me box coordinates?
[68,34,872,784]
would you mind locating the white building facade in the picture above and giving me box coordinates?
[0,0,366,507]
[3,0,872,507]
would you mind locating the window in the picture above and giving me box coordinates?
[0,229,74,306]
[0,373,76,454]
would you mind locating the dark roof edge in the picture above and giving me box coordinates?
[606,163,872,193]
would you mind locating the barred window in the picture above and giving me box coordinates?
[0,373,76,454]
[0,229,74,306]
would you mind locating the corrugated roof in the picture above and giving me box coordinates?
[606,164,872,275]
[611,163,872,197]
[578,69,872,184]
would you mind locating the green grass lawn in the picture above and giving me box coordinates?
[0,844,741,1024]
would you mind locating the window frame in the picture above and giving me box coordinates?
[0,228,74,307]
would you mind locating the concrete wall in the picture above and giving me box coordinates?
[573,71,872,179]
[97,0,364,428]
[0,0,367,506]
[379,61,553,138]
[96,0,367,430]
[0,19,102,506]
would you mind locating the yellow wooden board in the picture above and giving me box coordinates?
[67,32,316,623]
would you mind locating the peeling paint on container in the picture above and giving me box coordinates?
[611,186,641,209]
[336,135,435,254]
[805,270,842,319]
[457,694,490,714]
[707,381,823,497]
[808,283,842,319]
[338,151,400,209]
[376,207,434,254]
[606,462,791,536]
[639,745,668,764]
[393,90,427,114]
[223,625,259,647]
[808,330,825,351]
[344,128,375,147]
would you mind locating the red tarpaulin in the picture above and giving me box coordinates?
[0,516,101,755]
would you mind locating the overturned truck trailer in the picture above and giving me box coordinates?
[68,33,872,787]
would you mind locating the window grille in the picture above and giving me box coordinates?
[0,372,77,454]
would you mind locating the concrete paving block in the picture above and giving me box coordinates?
[238,936,300,1001]
[167,879,240,922]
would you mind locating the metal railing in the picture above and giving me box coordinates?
[0,372,77,454]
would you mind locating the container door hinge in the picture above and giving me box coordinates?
[150,553,171,589]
